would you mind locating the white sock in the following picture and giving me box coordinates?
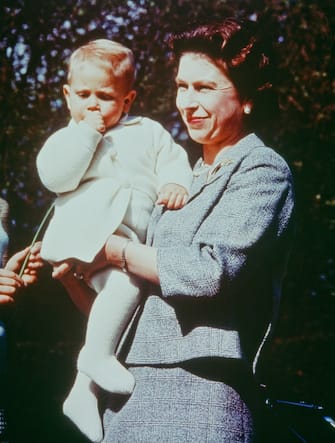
[63,372,103,443]
[78,348,135,395]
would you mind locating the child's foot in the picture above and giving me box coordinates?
[78,349,135,395]
[63,372,103,443]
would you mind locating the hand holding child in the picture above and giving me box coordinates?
[52,260,73,280]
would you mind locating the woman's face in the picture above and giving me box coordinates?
[176,52,247,155]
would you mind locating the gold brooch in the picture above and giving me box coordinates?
[206,159,233,182]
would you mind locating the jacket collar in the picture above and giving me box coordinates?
[189,133,265,198]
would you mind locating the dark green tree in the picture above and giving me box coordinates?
[0,1,334,440]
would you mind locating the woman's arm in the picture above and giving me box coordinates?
[69,150,294,301]
[56,269,96,316]
[105,235,159,285]
[157,151,295,299]
[50,238,158,317]
[62,235,159,286]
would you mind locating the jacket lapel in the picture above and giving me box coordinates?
[188,157,235,203]
[187,133,265,203]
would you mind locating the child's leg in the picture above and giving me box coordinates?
[78,268,141,394]
[63,372,103,443]
[63,270,140,442]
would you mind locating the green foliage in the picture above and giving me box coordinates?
[0,0,334,409]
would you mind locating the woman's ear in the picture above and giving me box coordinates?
[63,84,71,111]
[123,90,137,113]
[243,102,252,115]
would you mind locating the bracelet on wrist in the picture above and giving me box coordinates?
[120,239,131,273]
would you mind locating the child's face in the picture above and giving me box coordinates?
[63,61,136,131]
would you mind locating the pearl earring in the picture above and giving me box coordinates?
[244,104,251,115]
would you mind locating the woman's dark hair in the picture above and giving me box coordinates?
[170,17,278,130]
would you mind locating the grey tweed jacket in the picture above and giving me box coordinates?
[125,133,295,376]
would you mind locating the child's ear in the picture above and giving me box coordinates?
[63,84,71,111]
[123,90,136,113]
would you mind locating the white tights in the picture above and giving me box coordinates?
[63,268,141,442]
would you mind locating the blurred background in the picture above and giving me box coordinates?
[0,0,334,442]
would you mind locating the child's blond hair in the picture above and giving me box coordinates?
[67,39,136,91]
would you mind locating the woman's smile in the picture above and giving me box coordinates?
[186,115,206,126]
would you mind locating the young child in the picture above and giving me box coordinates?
[36,39,192,442]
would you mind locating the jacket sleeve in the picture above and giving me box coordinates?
[157,149,295,299]
[36,121,102,193]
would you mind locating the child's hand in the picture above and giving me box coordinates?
[156,183,188,210]
[83,109,106,134]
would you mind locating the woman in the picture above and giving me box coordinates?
[58,17,295,442]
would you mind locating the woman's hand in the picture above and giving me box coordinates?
[52,259,97,317]
[52,260,73,280]
[53,233,160,286]
[53,236,126,283]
